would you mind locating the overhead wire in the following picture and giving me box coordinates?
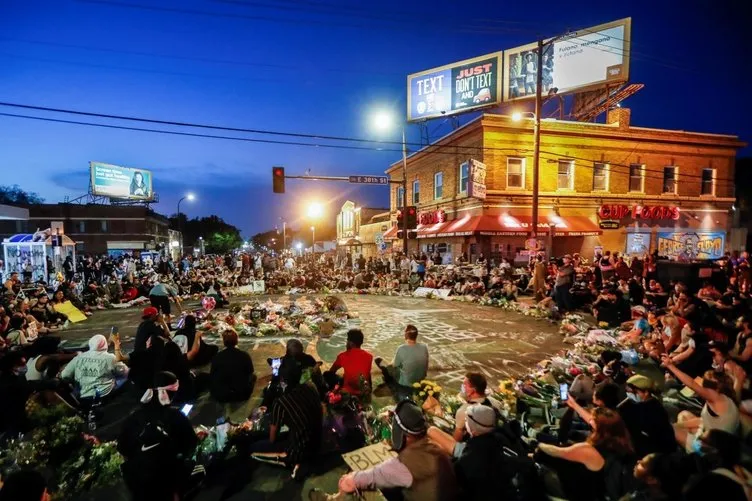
[0,101,737,186]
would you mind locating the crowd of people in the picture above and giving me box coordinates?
[1,248,752,500]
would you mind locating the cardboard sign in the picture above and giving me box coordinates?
[252,280,266,293]
[413,287,451,299]
[342,442,397,472]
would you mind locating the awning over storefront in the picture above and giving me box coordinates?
[382,214,600,239]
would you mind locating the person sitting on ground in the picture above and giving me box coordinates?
[250,358,322,476]
[427,373,502,457]
[683,429,751,501]
[311,399,458,501]
[619,306,651,345]
[24,335,76,382]
[324,328,372,396]
[534,407,636,501]
[209,330,255,403]
[3,314,30,347]
[117,371,201,501]
[617,375,677,458]
[173,314,218,367]
[133,306,170,352]
[619,453,684,501]
[708,341,747,403]
[61,334,129,400]
[662,356,740,452]
[665,321,711,378]
[0,469,52,501]
[375,324,428,401]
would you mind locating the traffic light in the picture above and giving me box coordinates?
[396,230,418,240]
[272,166,285,193]
[396,209,404,227]
[406,206,418,229]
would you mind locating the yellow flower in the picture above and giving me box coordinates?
[419,391,426,396]
[428,391,434,396]
[412,383,421,388]
[445,406,452,413]
[434,386,442,392]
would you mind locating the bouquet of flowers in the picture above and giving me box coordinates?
[411,379,442,403]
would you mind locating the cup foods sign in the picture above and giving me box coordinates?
[407,52,502,122]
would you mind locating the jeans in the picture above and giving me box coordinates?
[555,283,572,312]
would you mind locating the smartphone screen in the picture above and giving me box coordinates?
[111,326,119,335]
[271,358,281,376]
[180,404,193,416]
[559,383,569,401]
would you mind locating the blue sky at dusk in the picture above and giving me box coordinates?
[0,0,749,237]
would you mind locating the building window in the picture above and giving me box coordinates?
[592,163,609,191]
[77,221,85,233]
[507,157,525,189]
[396,186,404,208]
[459,161,469,193]
[629,164,644,192]
[557,160,574,190]
[701,168,716,195]
[101,220,109,232]
[412,180,420,204]
[434,172,443,199]
[662,166,678,194]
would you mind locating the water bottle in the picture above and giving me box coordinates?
[88,390,101,432]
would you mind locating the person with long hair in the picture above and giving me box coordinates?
[129,171,148,197]
[173,314,218,367]
[663,355,740,452]
[535,407,635,501]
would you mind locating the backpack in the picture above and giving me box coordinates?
[122,416,181,486]
[601,451,637,501]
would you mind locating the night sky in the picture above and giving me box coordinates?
[0,0,749,237]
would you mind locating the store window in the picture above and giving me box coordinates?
[412,180,420,204]
[77,221,86,233]
[396,186,404,208]
[662,166,678,194]
[557,160,574,190]
[629,164,645,192]
[507,157,525,189]
[434,172,443,199]
[101,220,109,232]
[592,163,609,191]
[437,243,447,254]
[459,161,469,193]
[701,168,716,195]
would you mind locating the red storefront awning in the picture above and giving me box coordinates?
[383,214,601,240]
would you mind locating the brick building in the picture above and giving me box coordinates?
[0,204,173,255]
[335,201,390,258]
[384,109,746,263]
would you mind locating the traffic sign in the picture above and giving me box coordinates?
[348,175,389,185]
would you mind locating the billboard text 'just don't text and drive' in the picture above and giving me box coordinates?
[90,162,154,201]
[407,52,502,122]
[503,18,631,101]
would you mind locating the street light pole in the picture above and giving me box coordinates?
[401,128,409,256]
[311,225,316,259]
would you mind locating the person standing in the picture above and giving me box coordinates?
[533,253,547,302]
[554,254,574,312]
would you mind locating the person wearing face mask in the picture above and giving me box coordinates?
[452,404,507,501]
[310,400,458,501]
[683,429,751,501]
[662,356,740,453]
[708,341,747,402]
[427,373,502,457]
[616,375,676,458]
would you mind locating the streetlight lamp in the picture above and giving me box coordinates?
[277,217,287,251]
[307,202,323,219]
[372,110,409,256]
[176,193,195,256]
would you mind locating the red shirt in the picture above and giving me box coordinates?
[332,347,373,395]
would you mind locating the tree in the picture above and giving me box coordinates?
[168,214,243,252]
[0,185,45,205]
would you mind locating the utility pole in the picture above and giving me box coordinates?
[401,128,409,256]
[531,39,543,244]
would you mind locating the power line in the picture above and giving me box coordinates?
[0,101,737,185]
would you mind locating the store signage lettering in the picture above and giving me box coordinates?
[598,204,680,221]
[418,210,447,225]
[468,159,487,200]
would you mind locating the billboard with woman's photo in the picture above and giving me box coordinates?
[503,18,631,101]
[90,161,154,200]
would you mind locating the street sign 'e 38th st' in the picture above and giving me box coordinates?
[348,175,389,185]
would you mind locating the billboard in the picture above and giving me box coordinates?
[90,162,154,200]
[407,52,502,122]
[503,18,631,101]
[657,231,726,261]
